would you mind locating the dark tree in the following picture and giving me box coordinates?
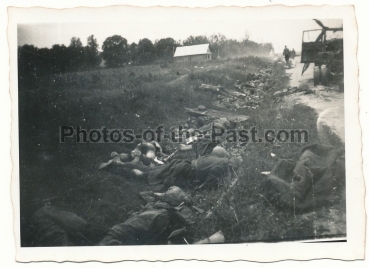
[18,45,38,89]
[183,35,209,46]
[68,37,84,71]
[36,47,53,76]
[102,35,129,68]
[155,37,178,60]
[85,35,101,68]
[137,38,156,64]
[51,44,69,74]
[209,33,226,59]
[128,42,138,64]
[70,37,82,48]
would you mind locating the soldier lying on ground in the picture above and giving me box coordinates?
[31,202,93,246]
[99,141,167,169]
[100,145,233,190]
[99,186,194,246]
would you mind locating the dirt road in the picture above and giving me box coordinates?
[285,57,345,145]
[285,56,314,87]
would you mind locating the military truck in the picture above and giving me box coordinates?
[301,19,343,86]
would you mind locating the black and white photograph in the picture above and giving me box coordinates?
[8,4,364,262]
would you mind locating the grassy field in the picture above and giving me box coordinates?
[19,56,328,246]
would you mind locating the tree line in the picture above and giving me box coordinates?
[18,33,273,87]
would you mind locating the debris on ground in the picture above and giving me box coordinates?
[183,107,249,126]
[197,84,234,97]
[194,64,274,110]
[214,94,261,110]
[270,84,338,104]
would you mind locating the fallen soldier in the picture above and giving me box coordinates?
[99,141,167,169]
[99,186,197,245]
[101,145,231,190]
[265,144,345,212]
[99,209,171,245]
[31,204,92,246]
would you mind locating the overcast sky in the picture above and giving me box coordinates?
[18,18,342,53]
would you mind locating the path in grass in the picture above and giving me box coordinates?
[285,56,344,145]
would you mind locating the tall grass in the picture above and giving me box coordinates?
[19,55,321,245]
[191,102,321,242]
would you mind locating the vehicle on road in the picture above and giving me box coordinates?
[301,19,343,86]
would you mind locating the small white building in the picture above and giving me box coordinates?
[174,44,212,62]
